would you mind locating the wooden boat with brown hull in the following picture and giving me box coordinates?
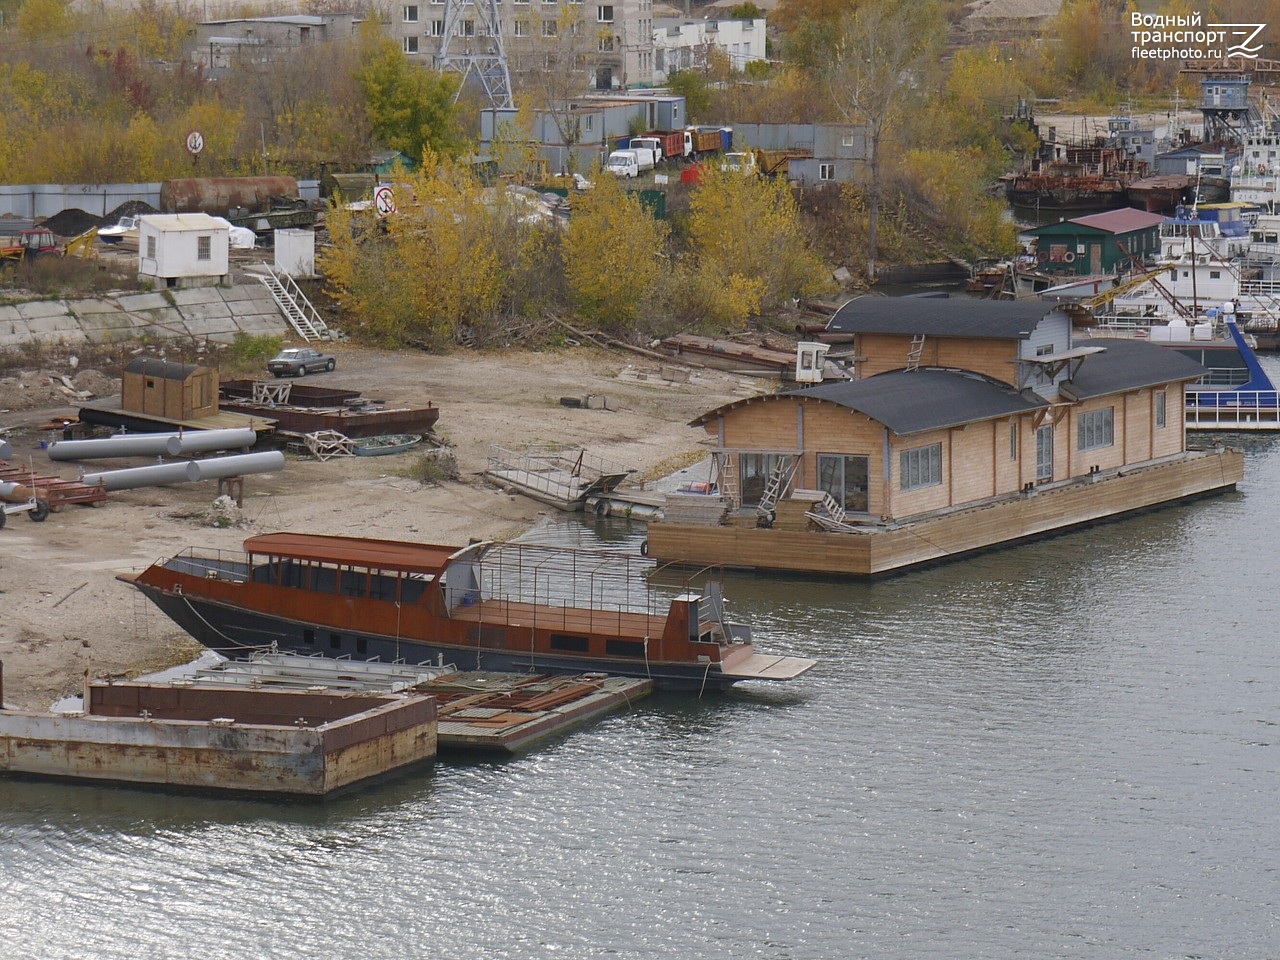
[119,533,816,692]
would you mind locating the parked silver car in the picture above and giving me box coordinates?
[268,347,335,377]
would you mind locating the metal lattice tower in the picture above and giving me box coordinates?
[436,0,513,110]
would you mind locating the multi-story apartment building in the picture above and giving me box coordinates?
[393,0,654,91]
[651,16,765,84]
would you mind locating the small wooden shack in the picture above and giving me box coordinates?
[122,357,218,421]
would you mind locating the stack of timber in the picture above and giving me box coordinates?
[660,492,732,525]
[659,334,798,380]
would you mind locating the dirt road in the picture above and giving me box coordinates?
[0,344,757,709]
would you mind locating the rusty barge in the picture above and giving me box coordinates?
[218,380,440,439]
[119,533,815,691]
[0,680,436,797]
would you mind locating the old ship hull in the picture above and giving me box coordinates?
[121,534,815,691]
[132,584,744,692]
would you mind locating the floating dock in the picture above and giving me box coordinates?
[484,445,634,510]
[424,672,653,754]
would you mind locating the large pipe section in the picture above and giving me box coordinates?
[80,462,198,491]
[81,450,285,491]
[48,428,256,462]
[184,451,285,481]
[0,440,11,460]
[0,480,37,502]
[165,428,257,457]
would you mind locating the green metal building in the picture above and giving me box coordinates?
[1027,208,1165,276]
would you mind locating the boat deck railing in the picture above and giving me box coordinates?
[164,549,250,581]
[474,542,721,622]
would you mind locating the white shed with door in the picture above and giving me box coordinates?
[137,213,230,287]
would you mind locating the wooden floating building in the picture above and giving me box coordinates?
[646,297,1245,577]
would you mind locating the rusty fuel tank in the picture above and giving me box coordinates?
[159,176,300,216]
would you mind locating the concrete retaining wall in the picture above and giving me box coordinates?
[0,283,289,350]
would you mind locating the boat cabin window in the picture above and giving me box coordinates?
[329,633,341,650]
[304,629,316,645]
[605,638,646,658]
[550,633,590,653]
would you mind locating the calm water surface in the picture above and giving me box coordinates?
[2,428,1278,957]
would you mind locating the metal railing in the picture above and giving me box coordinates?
[1186,391,1280,429]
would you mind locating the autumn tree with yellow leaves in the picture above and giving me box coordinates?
[562,173,668,332]
[680,167,828,328]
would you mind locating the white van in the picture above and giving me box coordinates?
[606,150,640,178]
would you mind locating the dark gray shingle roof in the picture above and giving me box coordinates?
[783,369,1049,435]
[124,357,201,380]
[1062,338,1207,399]
[828,295,1057,339]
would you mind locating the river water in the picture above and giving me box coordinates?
[2,429,1278,957]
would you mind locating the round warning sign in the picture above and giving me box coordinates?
[374,184,396,217]
[185,130,204,155]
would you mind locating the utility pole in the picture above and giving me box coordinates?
[436,0,514,110]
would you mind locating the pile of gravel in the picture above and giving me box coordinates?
[41,208,101,238]
[100,200,158,224]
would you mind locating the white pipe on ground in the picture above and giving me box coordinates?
[80,462,195,491]
[0,440,11,460]
[184,451,285,481]
[49,428,256,462]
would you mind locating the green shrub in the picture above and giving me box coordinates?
[219,332,283,375]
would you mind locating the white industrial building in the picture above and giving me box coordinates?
[651,16,765,83]
[138,214,230,288]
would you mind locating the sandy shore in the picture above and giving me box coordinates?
[1,344,757,709]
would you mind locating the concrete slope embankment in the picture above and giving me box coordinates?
[0,284,288,350]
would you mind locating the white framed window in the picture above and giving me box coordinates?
[1035,425,1053,480]
[431,19,445,35]
[458,19,475,35]
[542,19,557,35]
[1077,407,1114,451]
[146,235,156,259]
[513,19,528,35]
[403,35,419,53]
[597,4,613,22]
[598,35,614,51]
[403,5,419,21]
[1156,391,1167,428]
[197,235,211,261]
[584,114,594,131]
[819,163,835,181]
[899,443,941,491]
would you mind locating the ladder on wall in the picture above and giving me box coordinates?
[259,263,330,341]
[905,334,926,372]
[757,456,797,519]
[713,452,739,509]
